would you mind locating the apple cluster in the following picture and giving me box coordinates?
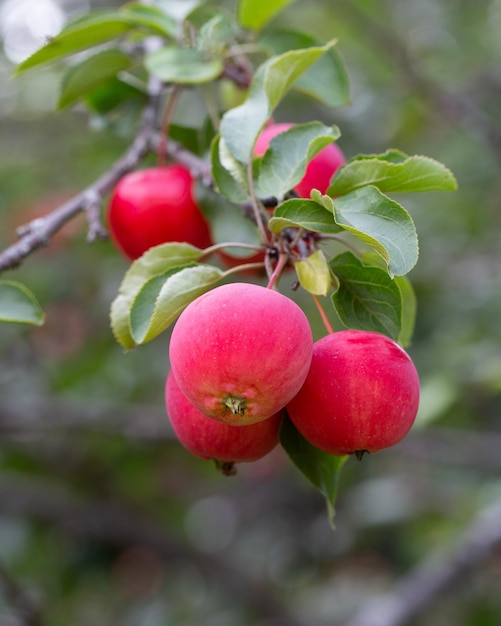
[166,282,420,470]
[106,123,420,471]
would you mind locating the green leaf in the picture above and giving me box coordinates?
[237,0,296,29]
[323,186,419,277]
[145,46,223,84]
[268,199,343,234]
[280,415,349,529]
[295,250,332,296]
[394,275,417,347]
[198,14,239,56]
[130,264,224,344]
[210,135,250,203]
[361,149,408,164]
[110,242,204,349]
[220,40,337,163]
[121,3,178,38]
[329,252,403,340]
[259,28,350,108]
[253,122,341,199]
[16,11,139,73]
[168,120,216,157]
[0,280,45,326]
[16,5,177,74]
[84,76,146,114]
[196,185,262,255]
[128,266,193,344]
[58,49,133,109]
[328,152,458,196]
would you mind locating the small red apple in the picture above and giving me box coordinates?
[254,122,346,197]
[169,282,313,425]
[165,371,283,463]
[286,330,420,456]
[107,165,212,260]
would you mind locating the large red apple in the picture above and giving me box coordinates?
[286,330,420,456]
[254,122,346,197]
[107,165,212,260]
[165,371,283,463]
[169,282,313,425]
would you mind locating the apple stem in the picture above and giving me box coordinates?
[312,294,335,334]
[246,160,270,249]
[200,241,265,258]
[221,261,267,277]
[157,85,182,167]
[266,252,289,290]
[289,228,306,253]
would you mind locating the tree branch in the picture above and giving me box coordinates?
[343,499,501,626]
[0,562,42,626]
[0,97,154,272]
[0,101,211,274]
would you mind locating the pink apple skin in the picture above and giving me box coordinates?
[165,371,283,463]
[286,330,420,456]
[254,123,346,197]
[108,165,212,260]
[169,283,313,425]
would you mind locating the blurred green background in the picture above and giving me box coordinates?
[1,0,501,625]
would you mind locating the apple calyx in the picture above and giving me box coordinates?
[214,460,237,476]
[355,450,370,461]
[223,394,247,416]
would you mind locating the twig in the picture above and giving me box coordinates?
[343,499,501,626]
[83,189,108,243]
[0,96,158,272]
[0,122,211,274]
[149,132,212,185]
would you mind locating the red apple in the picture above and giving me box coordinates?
[165,371,283,463]
[254,122,346,197]
[286,330,420,456]
[169,282,313,425]
[107,165,212,260]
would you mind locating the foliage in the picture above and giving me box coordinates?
[2,0,500,623]
[2,0,458,518]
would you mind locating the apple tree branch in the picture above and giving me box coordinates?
[344,499,501,626]
[0,91,211,274]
